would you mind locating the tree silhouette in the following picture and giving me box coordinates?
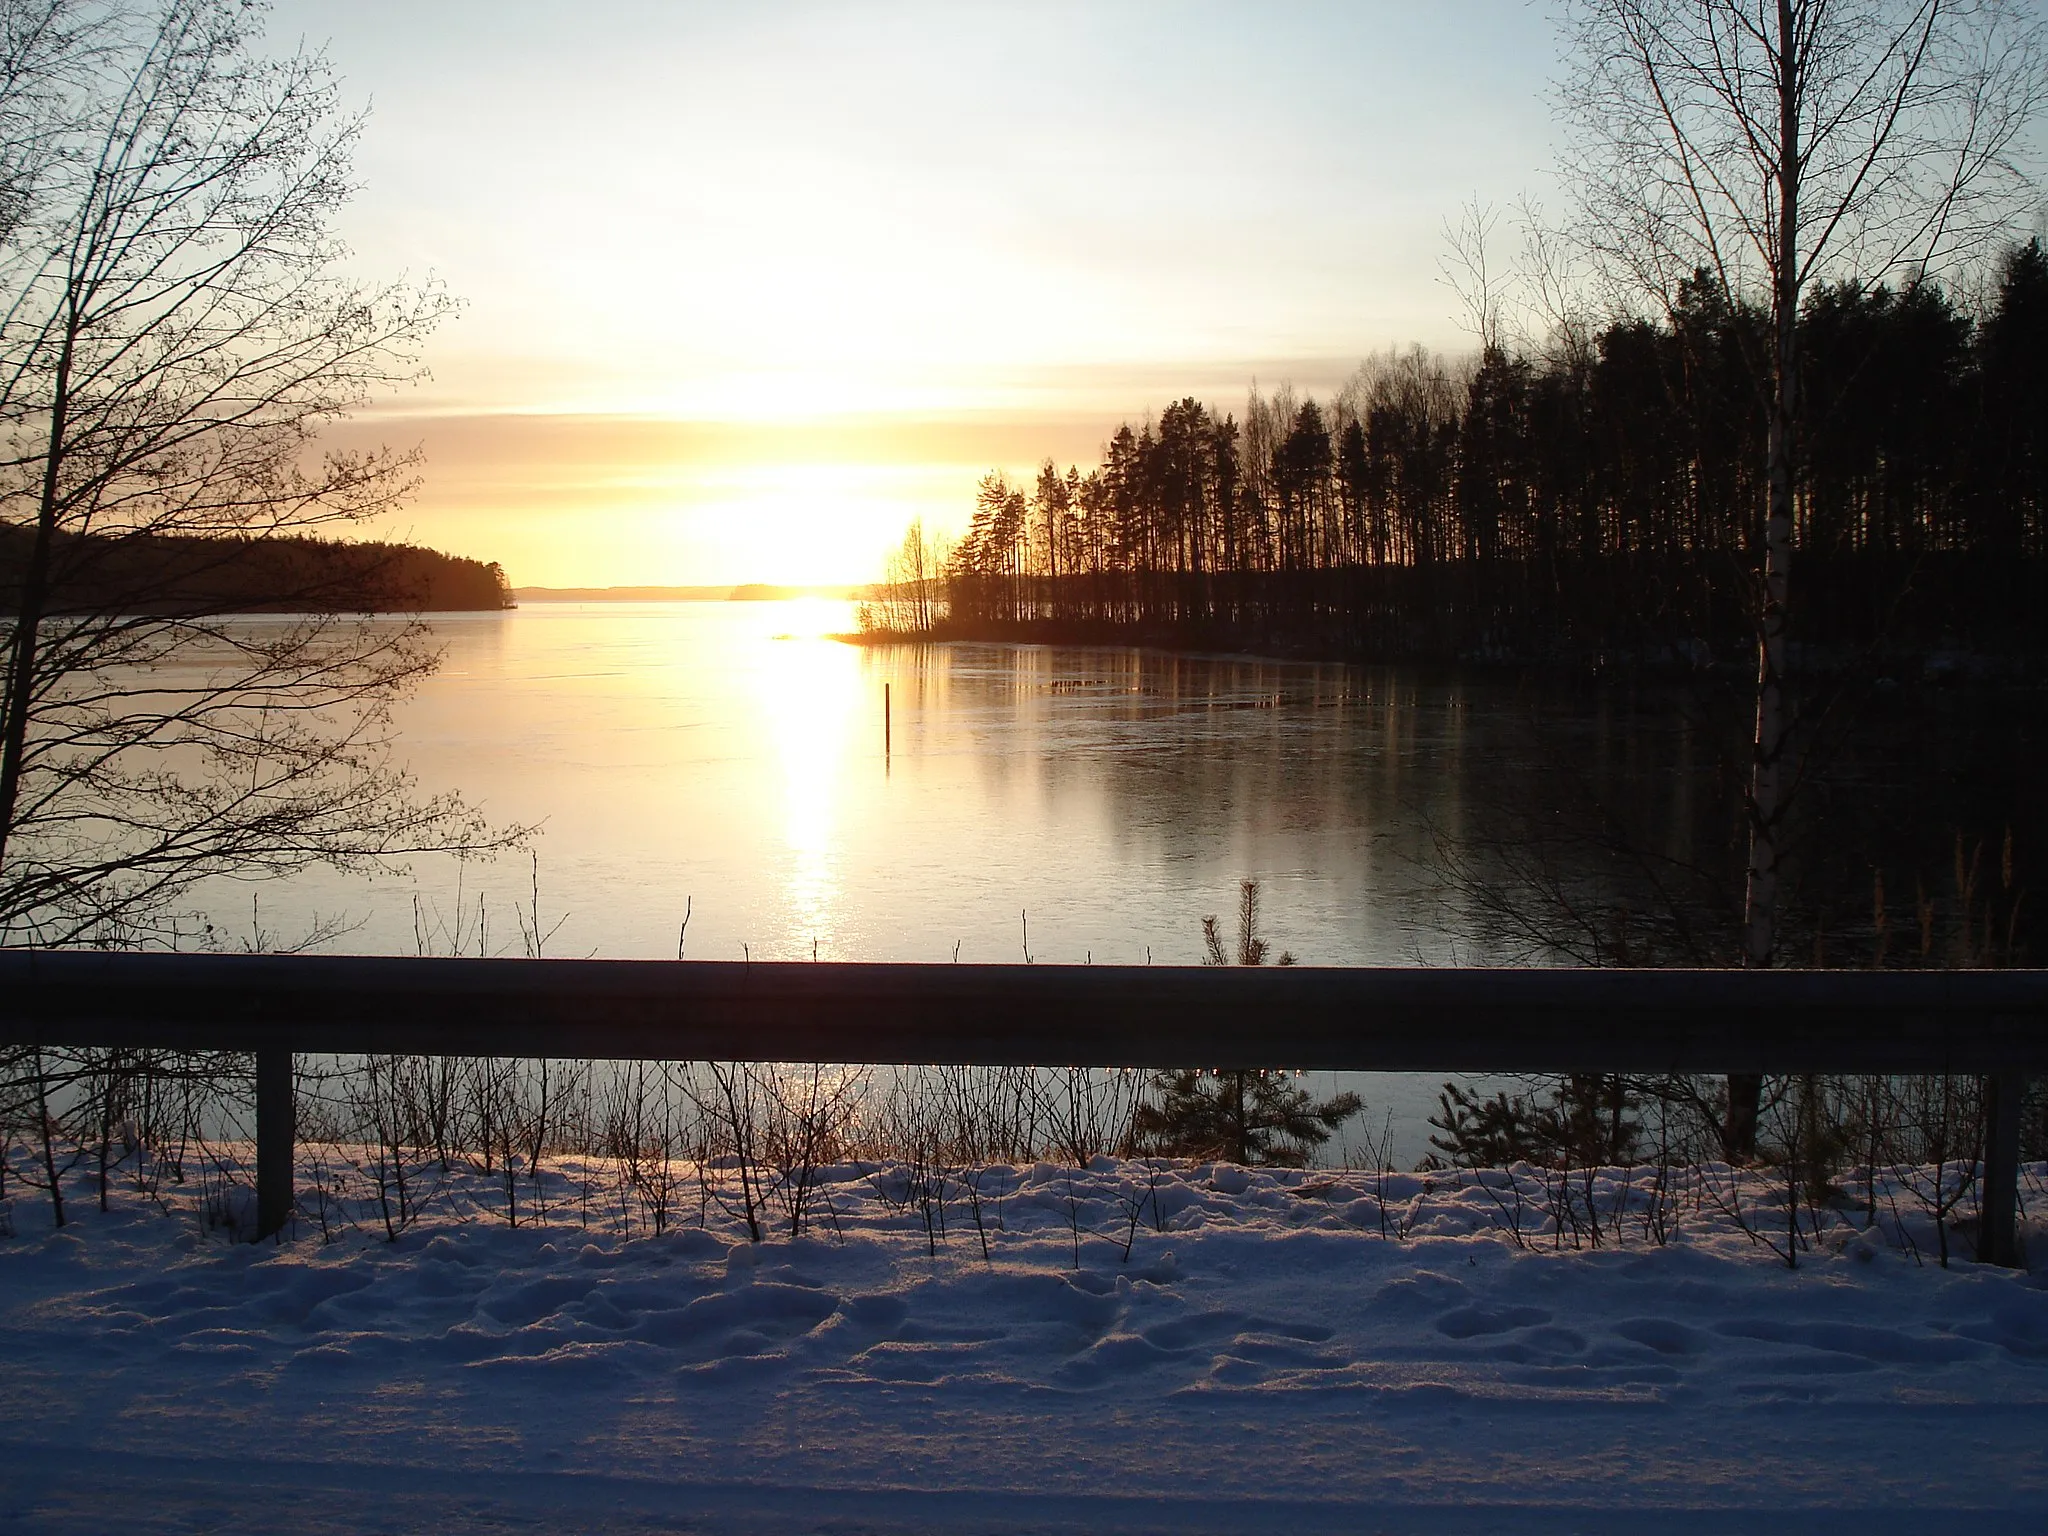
[0,1,516,946]
[1556,0,2046,1155]
[1131,881,1363,1168]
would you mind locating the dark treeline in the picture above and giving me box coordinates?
[0,527,512,615]
[932,242,2048,667]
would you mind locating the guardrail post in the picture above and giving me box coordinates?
[255,1046,294,1240]
[1980,1070,2024,1268]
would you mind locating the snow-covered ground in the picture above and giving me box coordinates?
[4,1151,2047,1533]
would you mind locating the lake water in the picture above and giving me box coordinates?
[222,598,1602,970]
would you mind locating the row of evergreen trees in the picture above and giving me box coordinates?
[0,528,512,616]
[932,242,2048,663]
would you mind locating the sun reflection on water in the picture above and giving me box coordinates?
[762,595,854,641]
[755,619,864,954]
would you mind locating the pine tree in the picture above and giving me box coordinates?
[1130,881,1363,1167]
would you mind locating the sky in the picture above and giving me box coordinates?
[271,1,1565,586]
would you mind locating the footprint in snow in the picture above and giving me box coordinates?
[1523,1325,1588,1355]
[475,1274,594,1329]
[1614,1317,1706,1356]
[1211,1334,1349,1371]
[630,1281,841,1363]
[1957,1297,2048,1359]
[1434,1305,1551,1339]
[838,1293,910,1331]
[1052,1331,1193,1385]
[841,1343,956,1384]
[1369,1272,1469,1314]
[1143,1311,1335,1351]
[1714,1317,1986,1365]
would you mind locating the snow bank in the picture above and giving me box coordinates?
[3,1150,2046,1533]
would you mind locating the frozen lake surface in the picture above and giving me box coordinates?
[209,598,1561,968]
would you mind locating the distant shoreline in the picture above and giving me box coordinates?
[513,583,866,603]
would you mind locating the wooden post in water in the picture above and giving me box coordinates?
[1980,1067,2024,1267]
[884,682,891,757]
[255,1046,294,1239]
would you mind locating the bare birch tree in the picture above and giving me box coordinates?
[1557,0,2046,1155]
[0,0,512,945]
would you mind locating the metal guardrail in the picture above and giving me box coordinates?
[2,951,2043,1261]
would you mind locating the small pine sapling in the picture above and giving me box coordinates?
[1131,880,1363,1166]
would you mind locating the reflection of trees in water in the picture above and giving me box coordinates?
[859,641,2042,966]
[1432,687,1749,966]
[1419,680,2043,968]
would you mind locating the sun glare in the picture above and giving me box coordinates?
[755,621,864,953]
[767,596,857,640]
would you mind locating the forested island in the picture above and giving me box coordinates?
[863,247,2048,671]
[516,583,863,603]
[0,527,511,614]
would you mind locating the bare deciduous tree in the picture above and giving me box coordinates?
[1557,0,2046,1154]
[0,0,513,946]
[857,516,949,635]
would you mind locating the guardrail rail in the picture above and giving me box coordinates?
[3,951,2043,1262]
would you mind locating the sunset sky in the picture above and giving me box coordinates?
[275,1,1563,586]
